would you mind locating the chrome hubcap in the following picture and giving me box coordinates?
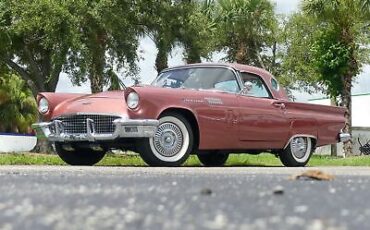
[153,122,183,157]
[291,137,308,159]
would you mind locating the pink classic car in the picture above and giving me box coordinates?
[33,63,350,167]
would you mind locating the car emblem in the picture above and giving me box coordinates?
[183,98,204,104]
[204,97,223,105]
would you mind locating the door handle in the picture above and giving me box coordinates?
[272,101,286,109]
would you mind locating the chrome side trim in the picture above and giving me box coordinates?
[32,117,159,142]
[284,134,317,149]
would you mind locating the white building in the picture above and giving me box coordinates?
[309,93,370,155]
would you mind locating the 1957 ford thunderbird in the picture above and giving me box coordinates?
[33,63,350,167]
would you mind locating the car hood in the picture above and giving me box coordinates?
[51,91,128,119]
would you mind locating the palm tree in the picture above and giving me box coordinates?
[140,0,216,72]
[176,0,216,64]
[140,0,179,73]
[214,0,277,68]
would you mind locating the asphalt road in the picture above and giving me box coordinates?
[1,166,370,230]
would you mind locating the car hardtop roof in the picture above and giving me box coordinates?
[162,63,274,79]
[160,63,288,100]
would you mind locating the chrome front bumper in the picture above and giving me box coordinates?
[32,117,159,142]
[339,133,351,142]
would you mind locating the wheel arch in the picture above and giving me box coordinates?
[159,107,200,152]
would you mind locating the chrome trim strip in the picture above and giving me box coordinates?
[159,64,234,73]
[284,134,317,149]
[54,112,126,119]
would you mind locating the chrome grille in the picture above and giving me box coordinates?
[53,114,120,134]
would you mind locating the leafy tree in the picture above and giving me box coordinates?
[65,0,141,93]
[0,70,37,133]
[213,0,278,69]
[282,0,370,156]
[0,0,141,95]
[0,0,80,97]
[279,14,323,93]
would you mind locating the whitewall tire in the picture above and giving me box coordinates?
[138,113,193,166]
[279,136,314,167]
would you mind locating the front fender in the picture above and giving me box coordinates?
[38,93,88,121]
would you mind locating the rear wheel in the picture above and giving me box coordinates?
[197,151,229,167]
[279,137,313,167]
[138,114,193,166]
[55,143,106,166]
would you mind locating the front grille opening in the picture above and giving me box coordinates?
[52,114,120,134]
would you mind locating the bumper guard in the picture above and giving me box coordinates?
[339,132,351,143]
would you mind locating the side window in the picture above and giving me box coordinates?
[214,80,239,93]
[211,68,240,93]
[240,73,271,98]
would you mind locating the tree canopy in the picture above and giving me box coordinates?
[0,0,141,94]
[0,0,80,96]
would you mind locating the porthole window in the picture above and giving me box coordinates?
[271,78,280,91]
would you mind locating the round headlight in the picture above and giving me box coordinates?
[38,97,49,114]
[127,92,139,109]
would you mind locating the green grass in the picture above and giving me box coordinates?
[1,152,370,166]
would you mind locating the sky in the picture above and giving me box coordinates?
[56,0,370,101]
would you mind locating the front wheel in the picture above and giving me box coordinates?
[197,151,229,167]
[279,136,313,167]
[137,114,193,166]
[55,143,106,166]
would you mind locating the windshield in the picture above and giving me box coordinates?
[151,67,240,93]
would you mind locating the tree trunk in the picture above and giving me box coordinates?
[340,27,358,157]
[330,97,338,156]
[254,40,266,69]
[341,73,353,157]
[32,115,53,153]
[235,43,247,64]
[90,72,104,93]
[32,139,53,154]
[155,39,169,73]
[89,30,106,93]
[184,40,201,64]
